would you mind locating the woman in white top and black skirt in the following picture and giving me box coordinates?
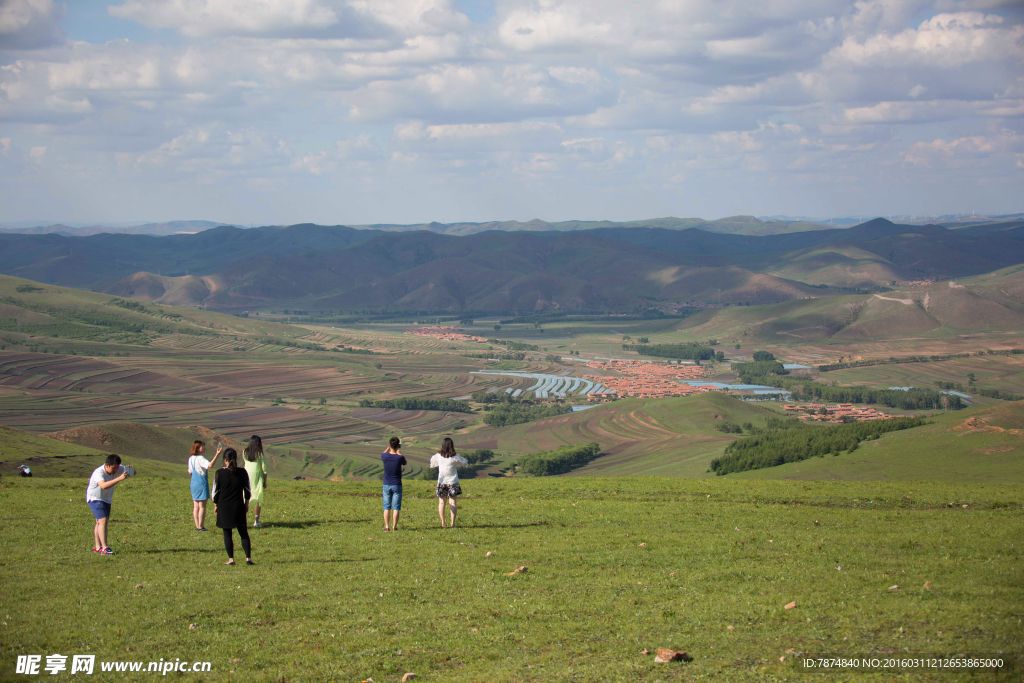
[430,437,469,528]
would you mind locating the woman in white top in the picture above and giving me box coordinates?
[188,440,222,531]
[430,437,469,528]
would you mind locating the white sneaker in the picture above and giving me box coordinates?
[253,521,262,528]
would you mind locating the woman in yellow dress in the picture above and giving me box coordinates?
[243,435,267,528]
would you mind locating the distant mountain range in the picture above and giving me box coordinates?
[1,218,1022,313]
[348,215,839,237]
[5,212,1020,238]
[1,215,835,238]
[0,220,230,236]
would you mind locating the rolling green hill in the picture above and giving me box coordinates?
[730,401,1024,482]
[0,425,180,478]
[42,422,243,470]
[673,278,1024,343]
[459,393,779,477]
[0,273,309,348]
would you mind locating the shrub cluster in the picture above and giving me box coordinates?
[358,398,474,413]
[737,374,962,411]
[482,403,573,427]
[732,360,788,376]
[710,417,927,475]
[628,343,715,360]
[518,442,601,476]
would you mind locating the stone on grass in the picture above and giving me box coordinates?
[784,601,797,610]
[505,566,528,576]
[654,648,686,663]
[889,585,899,591]
[402,674,417,682]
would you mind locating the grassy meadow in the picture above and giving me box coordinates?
[1,476,1021,682]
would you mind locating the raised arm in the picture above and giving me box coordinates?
[96,469,129,489]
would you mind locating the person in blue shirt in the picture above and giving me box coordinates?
[381,436,406,532]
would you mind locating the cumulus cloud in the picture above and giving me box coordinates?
[0,0,64,49]
[0,0,1021,221]
[107,0,468,38]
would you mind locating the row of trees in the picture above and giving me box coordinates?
[626,343,718,360]
[470,390,522,405]
[709,417,927,475]
[732,360,788,377]
[817,349,1024,373]
[482,403,573,427]
[517,442,602,476]
[734,371,963,411]
[357,398,474,413]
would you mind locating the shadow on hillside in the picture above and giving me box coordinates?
[145,548,221,554]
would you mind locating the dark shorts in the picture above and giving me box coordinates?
[88,500,111,520]
[436,482,462,498]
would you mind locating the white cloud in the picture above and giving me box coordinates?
[108,0,343,38]
[900,131,1023,169]
[0,0,64,49]
[0,0,1022,221]
[395,120,561,141]
[108,0,468,38]
[0,137,11,155]
[826,12,1023,68]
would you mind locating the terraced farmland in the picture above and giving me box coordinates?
[350,407,477,434]
[0,389,386,443]
[459,393,780,477]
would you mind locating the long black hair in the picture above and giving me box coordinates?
[440,437,456,458]
[223,448,238,473]
[244,435,263,462]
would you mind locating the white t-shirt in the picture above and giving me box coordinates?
[430,453,468,485]
[86,465,124,503]
[187,455,212,476]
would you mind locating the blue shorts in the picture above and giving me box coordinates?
[88,500,111,520]
[382,484,402,511]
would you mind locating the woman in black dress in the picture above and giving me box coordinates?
[213,448,254,566]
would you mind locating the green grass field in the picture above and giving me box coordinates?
[1,477,1020,682]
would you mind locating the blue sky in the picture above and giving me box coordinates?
[1,0,1022,225]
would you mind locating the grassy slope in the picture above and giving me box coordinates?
[730,402,1024,483]
[1,477,1020,682]
[667,281,1024,345]
[0,273,300,341]
[821,353,1024,397]
[42,423,244,468]
[0,425,180,478]
[460,393,779,477]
